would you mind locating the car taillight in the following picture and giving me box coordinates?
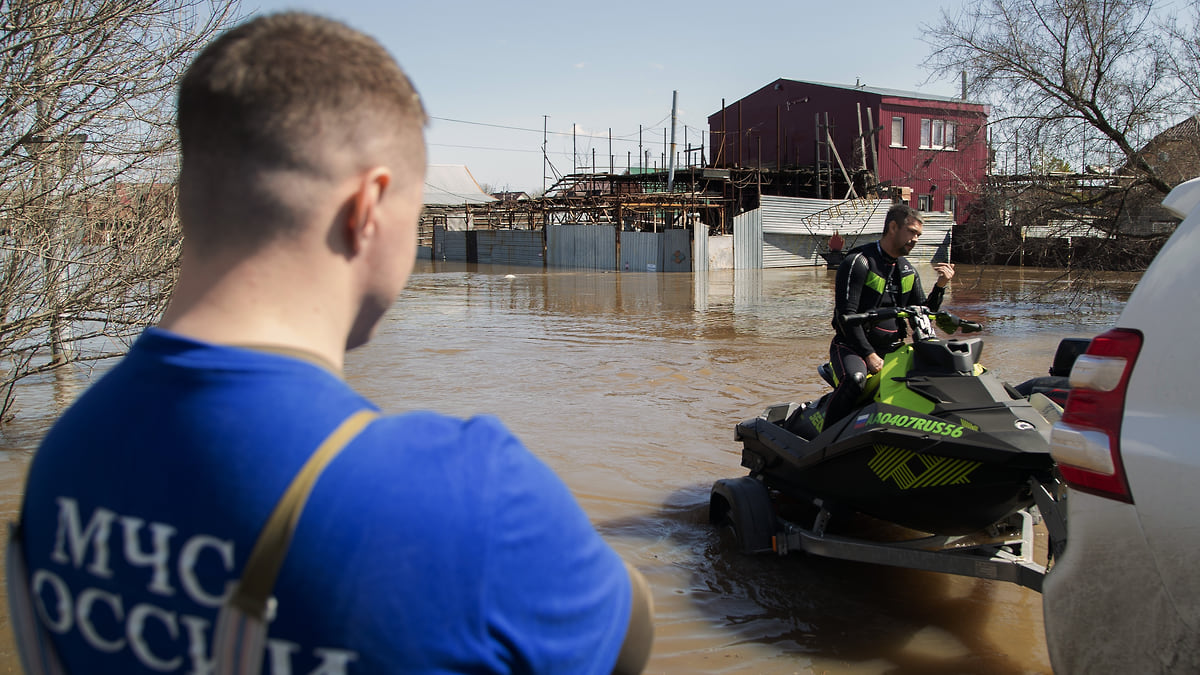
[1050,328,1143,503]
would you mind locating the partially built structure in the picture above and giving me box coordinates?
[419,165,952,272]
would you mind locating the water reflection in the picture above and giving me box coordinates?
[950,265,1136,333]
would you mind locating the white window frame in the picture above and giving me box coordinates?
[919,119,959,151]
[917,194,932,211]
[944,194,957,213]
[890,117,905,147]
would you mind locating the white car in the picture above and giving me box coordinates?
[1043,177,1200,672]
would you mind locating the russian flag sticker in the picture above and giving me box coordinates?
[854,413,870,428]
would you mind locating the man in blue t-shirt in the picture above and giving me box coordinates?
[12,13,652,674]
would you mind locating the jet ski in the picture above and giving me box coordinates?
[722,306,1063,537]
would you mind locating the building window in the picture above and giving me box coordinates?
[920,119,958,150]
[917,194,932,211]
[891,117,904,147]
[944,195,957,213]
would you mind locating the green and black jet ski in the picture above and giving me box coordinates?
[732,306,1061,536]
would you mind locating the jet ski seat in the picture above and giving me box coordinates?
[911,338,983,375]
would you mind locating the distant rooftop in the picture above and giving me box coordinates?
[781,78,988,107]
[423,164,496,206]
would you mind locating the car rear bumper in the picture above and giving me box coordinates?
[1043,489,1200,672]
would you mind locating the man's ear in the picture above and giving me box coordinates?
[344,168,392,254]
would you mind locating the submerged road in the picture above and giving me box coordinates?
[0,261,1134,674]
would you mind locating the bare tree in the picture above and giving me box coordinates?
[923,0,1196,195]
[0,0,241,421]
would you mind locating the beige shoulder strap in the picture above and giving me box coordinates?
[228,410,379,619]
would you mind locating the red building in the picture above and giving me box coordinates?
[708,79,990,223]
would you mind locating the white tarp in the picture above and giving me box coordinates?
[423,164,496,205]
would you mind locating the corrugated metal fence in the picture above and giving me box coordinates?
[761,196,886,267]
[733,209,763,270]
[744,196,952,267]
[544,225,692,271]
[435,226,466,261]
[620,231,659,271]
[692,220,709,273]
[547,224,617,270]
[658,229,691,272]
[474,230,544,265]
[432,225,699,271]
[435,228,544,265]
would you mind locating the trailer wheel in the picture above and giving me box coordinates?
[710,477,777,555]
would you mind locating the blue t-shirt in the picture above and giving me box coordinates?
[18,328,632,674]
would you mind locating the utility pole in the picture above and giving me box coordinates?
[542,115,549,193]
[638,124,643,172]
[667,90,678,192]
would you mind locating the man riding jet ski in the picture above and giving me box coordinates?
[826,203,955,430]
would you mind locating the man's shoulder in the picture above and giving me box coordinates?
[351,411,534,478]
[367,411,516,453]
[33,331,368,483]
[53,331,356,421]
[847,243,881,264]
[838,245,874,274]
[323,411,581,531]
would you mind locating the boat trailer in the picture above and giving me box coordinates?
[711,475,1067,593]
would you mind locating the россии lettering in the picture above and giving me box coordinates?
[31,497,358,674]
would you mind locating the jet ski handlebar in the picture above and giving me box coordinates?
[840,306,982,336]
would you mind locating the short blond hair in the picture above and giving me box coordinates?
[177,12,426,250]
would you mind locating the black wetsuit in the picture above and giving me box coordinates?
[825,242,945,426]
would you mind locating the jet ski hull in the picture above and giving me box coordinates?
[737,401,1056,535]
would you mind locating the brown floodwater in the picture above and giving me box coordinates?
[0,261,1137,674]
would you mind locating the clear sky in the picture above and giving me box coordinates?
[247,0,969,193]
